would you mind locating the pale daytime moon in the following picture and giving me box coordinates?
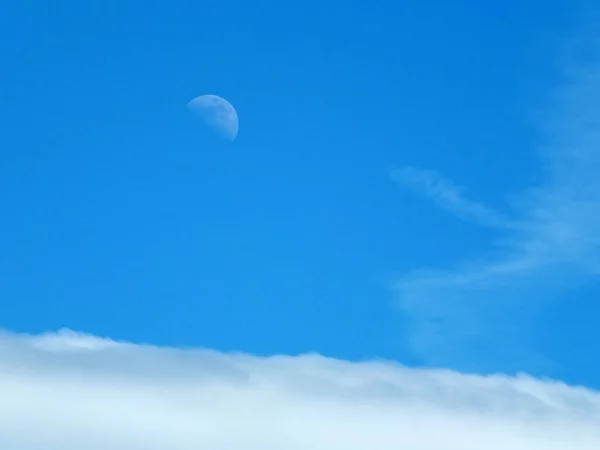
[187,94,239,141]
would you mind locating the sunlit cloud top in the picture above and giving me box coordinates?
[0,329,599,449]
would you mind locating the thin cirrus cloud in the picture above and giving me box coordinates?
[1,328,600,450]
[391,166,515,229]
[391,33,600,374]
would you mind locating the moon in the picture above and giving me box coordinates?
[187,94,239,141]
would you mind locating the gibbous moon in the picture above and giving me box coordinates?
[187,94,239,141]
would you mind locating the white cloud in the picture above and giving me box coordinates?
[0,328,599,449]
[393,29,600,373]
[391,166,514,229]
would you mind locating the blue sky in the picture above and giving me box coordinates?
[2,0,600,407]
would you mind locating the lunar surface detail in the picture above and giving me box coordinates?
[188,94,239,141]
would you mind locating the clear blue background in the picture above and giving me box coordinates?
[2,0,598,387]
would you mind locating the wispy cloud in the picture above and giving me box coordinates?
[1,328,600,449]
[393,32,600,374]
[391,166,514,229]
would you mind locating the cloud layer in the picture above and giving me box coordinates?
[392,30,600,374]
[0,328,599,449]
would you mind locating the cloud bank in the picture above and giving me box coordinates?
[0,328,599,449]
[392,30,600,374]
